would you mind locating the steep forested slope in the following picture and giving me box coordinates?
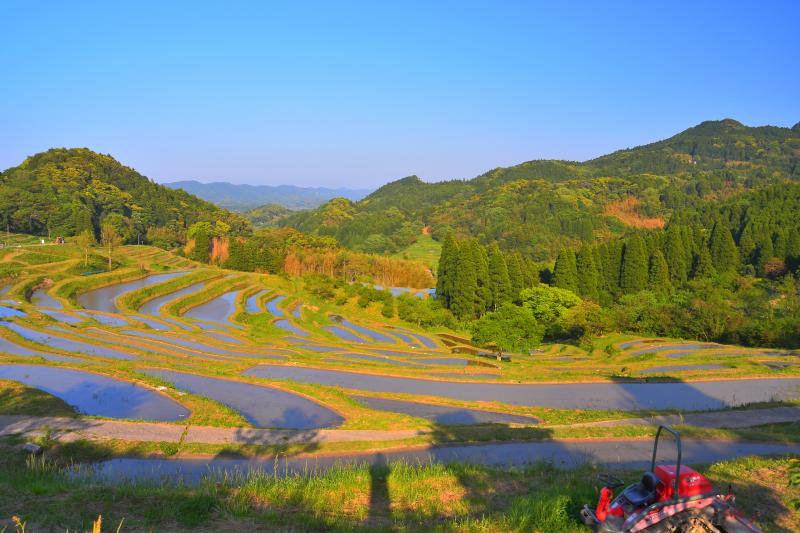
[281,119,800,259]
[0,148,245,240]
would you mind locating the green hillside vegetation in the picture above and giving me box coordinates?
[392,232,442,269]
[281,119,800,259]
[434,182,800,351]
[0,148,248,242]
[244,203,294,227]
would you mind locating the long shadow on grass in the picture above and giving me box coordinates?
[8,429,796,531]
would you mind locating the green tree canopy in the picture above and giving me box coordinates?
[470,303,544,352]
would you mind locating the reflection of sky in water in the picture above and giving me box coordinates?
[120,329,285,359]
[31,289,63,309]
[0,306,26,319]
[77,272,185,313]
[143,368,342,429]
[2,323,137,360]
[40,309,82,324]
[323,325,364,343]
[265,295,286,317]
[139,281,207,315]
[274,319,309,336]
[0,364,188,420]
[245,365,800,411]
[353,395,538,425]
[0,334,85,362]
[84,439,800,485]
[245,289,270,313]
[76,312,128,327]
[323,353,424,367]
[184,290,242,327]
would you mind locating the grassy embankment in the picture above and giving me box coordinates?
[1,437,796,532]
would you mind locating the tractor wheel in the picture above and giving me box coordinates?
[670,511,718,533]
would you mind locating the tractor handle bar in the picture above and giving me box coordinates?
[651,425,682,499]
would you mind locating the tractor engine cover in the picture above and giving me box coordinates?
[655,465,714,499]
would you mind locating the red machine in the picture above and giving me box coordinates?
[580,426,763,532]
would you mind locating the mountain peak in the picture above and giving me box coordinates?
[682,118,746,137]
[793,121,800,132]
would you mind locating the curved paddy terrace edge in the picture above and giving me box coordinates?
[242,364,800,411]
[0,363,192,421]
[240,360,800,385]
[139,366,346,429]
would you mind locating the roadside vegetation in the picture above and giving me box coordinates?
[1,438,796,532]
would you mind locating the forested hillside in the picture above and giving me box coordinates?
[0,148,247,242]
[244,203,293,227]
[281,119,800,259]
[433,182,800,350]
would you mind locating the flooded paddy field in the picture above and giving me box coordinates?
[244,365,800,411]
[142,369,343,429]
[0,364,189,420]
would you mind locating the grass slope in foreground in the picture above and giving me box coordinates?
[2,438,797,532]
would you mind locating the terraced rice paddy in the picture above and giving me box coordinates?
[0,364,189,420]
[30,288,63,308]
[184,289,242,328]
[3,323,138,360]
[352,395,540,425]
[245,289,269,313]
[1,245,799,493]
[142,369,343,429]
[83,439,800,485]
[77,272,185,313]
[244,365,800,410]
[265,295,285,316]
[138,281,207,315]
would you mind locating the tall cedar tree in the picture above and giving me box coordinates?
[576,246,600,301]
[755,236,774,276]
[620,235,648,293]
[451,244,478,320]
[435,234,458,307]
[648,250,670,291]
[709,221,739,273]
[738,223,756,264]
[488,244,512,310]
[470,240,491,316]
[506,252,525,303]
[664,225,688,283]
[692,246,716,279]
[552,248,578,293]
[600,241,623,292]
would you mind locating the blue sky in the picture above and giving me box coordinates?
[1,1,798,188]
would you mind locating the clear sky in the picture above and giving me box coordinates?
[1,1,798,188]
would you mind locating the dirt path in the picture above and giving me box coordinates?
[2,405,799,446]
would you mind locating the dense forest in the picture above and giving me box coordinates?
[0,148,248,242]
[281,119,800,259]
[433,182,800,350]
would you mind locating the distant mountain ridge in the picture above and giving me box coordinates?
[280,119,800,259]
[164,180,372,211]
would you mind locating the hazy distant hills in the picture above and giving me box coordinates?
[164,180,372,211]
